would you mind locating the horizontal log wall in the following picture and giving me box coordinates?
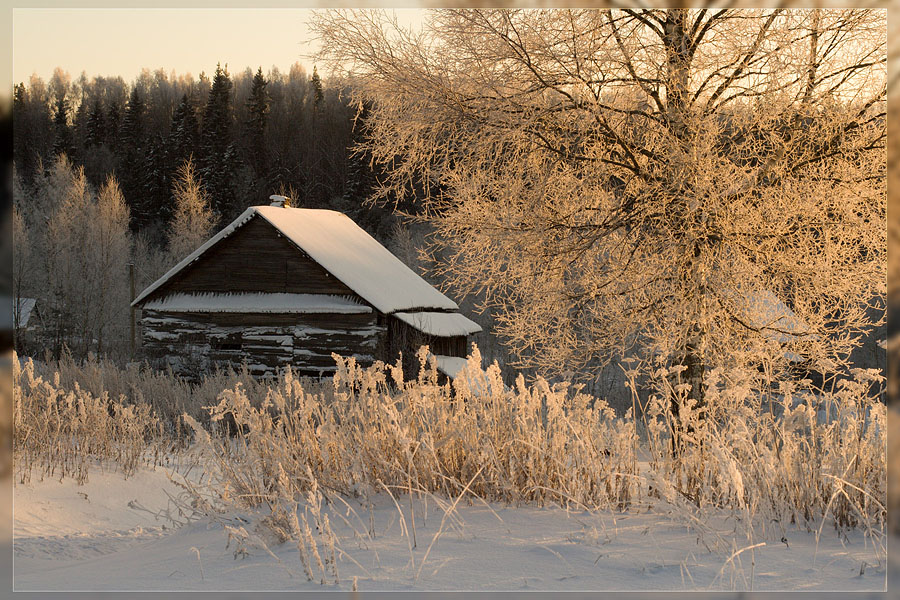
[141,309,382,377]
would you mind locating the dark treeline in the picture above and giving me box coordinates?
[13,63,398,245]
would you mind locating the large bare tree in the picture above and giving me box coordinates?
[315,9,886,408]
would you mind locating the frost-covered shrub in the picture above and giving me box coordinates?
[639,363,886,540]
[27,350,331,438]
[13,353,164,484]
[191,345,638,511]
[14,342,885,545]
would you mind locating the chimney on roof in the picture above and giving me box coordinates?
[269,195,291,208]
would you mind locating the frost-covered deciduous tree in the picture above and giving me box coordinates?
[20,156,133,357]
[22,156,81,315]
[315,8,886,406]
[92,177,132,353]
[168,158,216,262]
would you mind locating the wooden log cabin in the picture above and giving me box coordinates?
[131,197,481,378]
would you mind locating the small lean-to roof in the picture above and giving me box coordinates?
[15,298,37,327]
[393,311,482,337]
[142,293,371,314]
[133,206,460,314]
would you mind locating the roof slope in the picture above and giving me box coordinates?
[133,206,459,314]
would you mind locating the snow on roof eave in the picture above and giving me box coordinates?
[393,311,483,337]
[142,292,373,314]
[132,208,258,307]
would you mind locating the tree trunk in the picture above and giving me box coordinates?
[670,329,705,455]
[663,9,706,454]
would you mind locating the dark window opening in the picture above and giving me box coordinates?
[212,336,243,352]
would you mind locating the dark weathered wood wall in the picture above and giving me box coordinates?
[149,216,358,300]
[381,316,468,375]
[141,309,381,377]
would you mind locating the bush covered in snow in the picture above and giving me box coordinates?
[14,355,164,484]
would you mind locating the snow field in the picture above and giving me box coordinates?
[11,460,888,592]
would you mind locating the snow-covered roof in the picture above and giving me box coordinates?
[133,206,459,314]
[15,298,36,327]
[142,293,371,314]
[393,311,482,337]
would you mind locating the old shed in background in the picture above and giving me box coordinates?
[131,199,481,377]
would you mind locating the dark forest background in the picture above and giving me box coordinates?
[12,64,407,245]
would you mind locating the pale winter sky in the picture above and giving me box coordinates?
[11,7,427,89]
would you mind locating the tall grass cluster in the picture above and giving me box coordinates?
[187,346,638,511]
[14,356,163,484]
[635,364,886,542]
[13,347,886,549]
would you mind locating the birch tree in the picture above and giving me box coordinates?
[315,9,886,409]
[92,177,132,353]
[24,157,133,357]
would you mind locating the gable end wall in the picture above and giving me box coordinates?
[145,216,361,302]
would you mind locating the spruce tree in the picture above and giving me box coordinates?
[310,66,324,110]
[13,84,39,182]
[51,94,74,159]
[244,67,270,177]
[119,87,149,230]
[142,133,172,228]
[169,94,200,169]
[85,99,105,147]
[200,64,239,220]
[13,83,26,157]
[120,87,145,148]
[73,96,89,154]
[105,100,121,148]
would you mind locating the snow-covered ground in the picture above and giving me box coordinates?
[10,463,891,593]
